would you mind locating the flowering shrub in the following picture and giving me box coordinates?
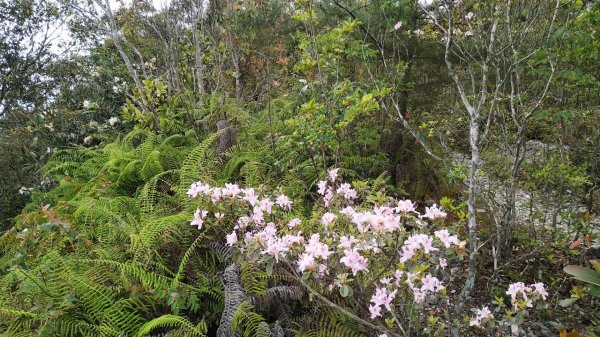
[468,282,549,334]
[187,169,547,335]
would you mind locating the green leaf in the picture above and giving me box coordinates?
[559,297,579,307]
[564,265,600,287]
[265,259,275,277]
[339,285,352,297]
[588,285,600,298]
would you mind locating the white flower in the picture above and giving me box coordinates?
[83,100,91,109]
[108,117,120,126]
[394,21,403,30]
[83,136,93,144]
[226,231,238,246]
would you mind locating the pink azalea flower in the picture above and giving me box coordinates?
[336,183,357,200]
[305,234,332,260]
[531,282,548,300]
[236,216,251,229]
[340,249,368,275]
[255,223,277,242]
[395,199,417,213]
[317,180,328,195]
[259,198,274,214]
[439,258,448,269]
[421,274,444,293]
[339,235,357,249]
[412,287,426,304]
[506,282,532,307]
[282,234,303,246]
[222,183,241,197]
[211,188,223,204]
[187,182,210,198]
[394,270,404,284]
[369,304,382,319]
[252,208,264,224]
[287,218,302,228]
[434,229,459,248]
[506,282,529,300]
[469,306,493,327]
[323,188,334,207]
[276,194,292,210]
[297,253,316,272]
[242,188,259,206]
[226,231,238,246]
[328,168,340,182]
[421,204,447,219]
[190,208,208,229]
[421,235,438,254]
[262,238,289,262]
[370,287,396,310]
[321,212,336,226]
[340,206,355,217]
[400,245,416,263]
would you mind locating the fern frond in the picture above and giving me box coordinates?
[81,259,172,290]
[172,233,206,288]
[231,302,270,337]
[0,307,37,319]
[136,314,207,337]
[178,133,219,197]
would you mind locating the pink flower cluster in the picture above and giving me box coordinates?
[186,168,553,335]
[469,282,548,329]
[469,306,493,327]
[190,208,208,229]
[506,282,548,308]
[399,232,464,263]
[186,168,471,329]
[369,287,397,318]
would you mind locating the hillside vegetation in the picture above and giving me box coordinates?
[0,0,599,336]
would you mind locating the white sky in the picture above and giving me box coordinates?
[46,0,172,55]
[109,0,172,10]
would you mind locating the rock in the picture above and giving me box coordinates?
[528,321,559,337]
[216,119,239,154]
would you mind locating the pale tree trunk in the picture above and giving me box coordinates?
[96,0,160,131]
[420,3,497,335]
[192,1,206,101]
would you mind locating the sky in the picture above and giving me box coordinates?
[109,0,172,10]
[47,0,172,55]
